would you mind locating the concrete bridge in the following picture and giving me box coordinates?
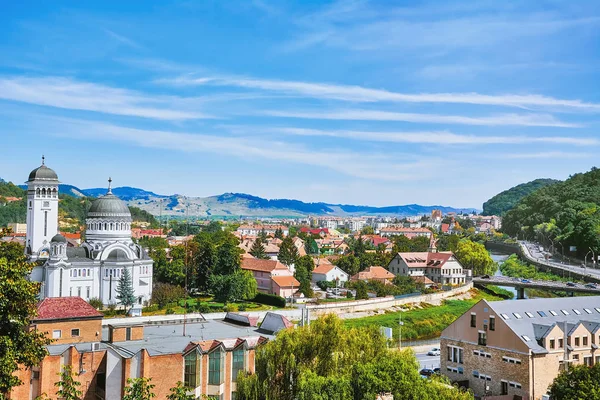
[473,275,600,299]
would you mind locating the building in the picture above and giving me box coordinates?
[441,296,600,400]
[240,258,299,297]
[236,224,289,237]
[379,226,432,239]
[25,160,154,306]
[7,222,27,234]
[11,297,281,400]
[387,252,468,285]
[350,266,395,284]
[431,209,442,222]
[311,260,349,284]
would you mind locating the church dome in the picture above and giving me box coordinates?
[88,193,131,219]
[51,233,67,243]
[27,164,58,182]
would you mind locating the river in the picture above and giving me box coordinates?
[490,252,529,299]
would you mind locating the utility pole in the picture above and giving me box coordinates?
[398,313,404,350]
[183,198,189,337]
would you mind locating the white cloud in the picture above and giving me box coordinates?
[103,29,142,49]
[0,76,213,120]
[261,109,580,127]
[164,75,600,112]
[501,151,593,159]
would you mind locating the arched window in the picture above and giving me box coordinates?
[110,223,114,230]
[52,188,57,198]
[36,188,40,197]
[104,223,108,230]
[41,188,46,198]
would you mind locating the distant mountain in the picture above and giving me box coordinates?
[10,179,476,217]
[482,178,560,216]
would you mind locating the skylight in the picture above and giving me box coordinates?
[561,310,570,315]
[522,335,531,342]
[537,311,547,317]
[501,313,510,320]
[525,312,534,318]
[584,309,593,314]
[549,310,558,316]
[513,313,523,319]
[573,309,581,315]
[595,308,600,313]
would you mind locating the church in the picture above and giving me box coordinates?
[25,158,153,306]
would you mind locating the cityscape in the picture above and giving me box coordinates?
[1,1,600,400]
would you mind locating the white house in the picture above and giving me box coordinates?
[311,260,349,284]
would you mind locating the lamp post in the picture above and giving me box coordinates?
[398,313,404,350]
[590,248,596,270]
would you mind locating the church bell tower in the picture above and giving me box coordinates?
[25,156,60,261]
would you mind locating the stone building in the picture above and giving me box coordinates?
[441,296,600,399]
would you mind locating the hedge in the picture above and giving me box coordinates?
[253,293,286,308]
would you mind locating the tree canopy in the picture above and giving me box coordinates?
[482,178,559,216]
[454,239,495,276]
[549,363,600,400]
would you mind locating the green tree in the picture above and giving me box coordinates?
[354,280,369,300]
[258,229,268,242]
[361,226,375,235]
[0,255,51,396]
[192,236,216,292]
[54,365,82,400]
[277,236,299,267]
[122,377,156,400]
[167,381,195,400]
[151,283,186,309]
[210,270,257,303]
[549,363,600,400]
[334,254,360,276]
[294,256,314,297]
[392,235,413,253]
[274,228,284,240]
[215,241,242,275]
[454,239,495,276]
[436,234,461,252]
[116,267,137,311]
[410,236,431,252]
[249,238,269,260]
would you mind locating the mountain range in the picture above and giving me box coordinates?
[14,183,477,218]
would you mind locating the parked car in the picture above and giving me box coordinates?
[585,283,598,289]
[481,274,490,279]
[427,348,441,356]
[521,279,532,283]
[433,367,441,374]
[419,368,434,377]
[567,282,577,287]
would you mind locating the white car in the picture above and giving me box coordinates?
[427,348,441,356]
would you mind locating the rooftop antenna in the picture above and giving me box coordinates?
[107,177,113,194]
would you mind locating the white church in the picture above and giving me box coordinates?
[25,158,153,306]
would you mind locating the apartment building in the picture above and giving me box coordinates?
[387,251,469,285]
[11,297,284,400]
[441,296,600,400]
[379,226,432,239]
[236,225,289,237]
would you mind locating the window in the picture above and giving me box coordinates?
[501,381,508,395]
[209,349,224,385]
[575,337,580,347]
[522,335,531,342]
[513,312,522,319]
[573,354,579,361]
[550,339,555,349]
[537,311,547,317]
[478,332,487,346]
[489,316,495,331]
[561,310,570,315]
[232,348,246,380]
[53,330,62,339]
[584,308,593,314]
[584,336,588,346]
[448,346,464,363]
[473,350,491,358]
[585,356,593,367]
[77,287,81,297]
[502,356,522,364]
[501,313,509,320]
[126,327,131,341]
[509,382,522,389]
[525,312,534,318]
[595,308,600,313]
[573,309,581,315]
[470,313,476,327]
[558,338,564,348]
[549,310,558,316]
[184,352,201,389]
[86,287,90,299]
[71,329,80,337]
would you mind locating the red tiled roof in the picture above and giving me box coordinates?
[441,223,450,233]
[411,276,435,285]
[313,263,335,274]
[272,275,300,287]
[396,252,453,268]
[62,232,81,240]
[35,297,103,321]
[241,258,287,272]
[351,266,395,281]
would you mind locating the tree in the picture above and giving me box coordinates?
[278,236,299,267]
[54,365,82,400]
[167,381,195,400]
[361,226,375,235]
[410,236,431,252]
[210,270,257,303]
[215,241,242,275]
[334,254,360,276]
[0,256,51,396]
[258,229,268,242]
[454,239,495,276]
[354,280,369,300]
[122,377,156,400]
[549,363,600,400]
[116,267,137,311]
[436,234,460,252]
[274,228,284,240]
[192,236,216,292]
[151,283,186,309]
[294,256,314,297]
[249,238,269,260]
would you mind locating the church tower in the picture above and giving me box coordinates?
[25,156,59,261]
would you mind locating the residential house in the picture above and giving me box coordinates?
[388,251,469,285]
[350,266,395,284]
[379,227,433,239]
[312,259,349,285]
[131,228,166,240]
[236,225,289,237]
[292,237,307,257]
[241,258,299,298]
[441,296,600,399]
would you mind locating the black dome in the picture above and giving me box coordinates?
[28,165,58,182]
[51,233,67,243]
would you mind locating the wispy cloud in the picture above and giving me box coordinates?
[48,118,438,182]
[260,109,580,127]
[163,75,600,112]
[501,151,594,159]
[104,29,142,49]
[225,126,598,146]
[0,76,212,120]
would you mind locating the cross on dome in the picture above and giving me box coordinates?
[42,155,45,165]
[108,177,113,194]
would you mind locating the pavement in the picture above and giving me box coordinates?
[520,241,600,280]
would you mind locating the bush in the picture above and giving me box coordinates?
[316,280,335,291]
[253,293,286,308]
[238,304,247,312]
[223,304,239,312]
[88,297,103,310]
[346,291,353,299]
[143,304,159,313]
[196,303,211,313]
[152,283,186,309]
[165,308,175,314]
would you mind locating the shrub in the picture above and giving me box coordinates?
[223,304,238,312]
[165,308,175,315]
[143,304,159,313]
[346,291,353,299]
[152,283,186,309]
[238,304,247,312]
[253,293,286,308]
[196,303,211,313]
[316,280,335,291]
[88,297,103,310]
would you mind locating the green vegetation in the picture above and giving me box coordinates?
[549,363,600,400]
[253,293,286,308]
[500,254,580,283]
[477,285,514,299]
[294,255,314,297]
[503,168,600,259]
[55,365,82,400]
[236,314,472,400]
[482,178,559,216]
[454,239,496,276]
[123,377,156,400]
[344,289,502,341]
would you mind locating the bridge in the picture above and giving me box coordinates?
[473,275,600,299]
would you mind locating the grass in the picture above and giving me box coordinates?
[344,289,503,341]
[477,284,514,299]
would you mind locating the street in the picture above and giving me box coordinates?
[415,352,440,370]
[521,241,600,280]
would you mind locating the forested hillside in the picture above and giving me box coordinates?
[482,178,559,216]
[502,168,600,258]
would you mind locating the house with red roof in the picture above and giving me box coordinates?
[350,266,395,284]
[241,258,299,298]
[312,259,349,284]
[387,251,469,286]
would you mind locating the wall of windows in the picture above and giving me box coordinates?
[209,348,225,385]
[184,351,201,389]
[232,348,245,381]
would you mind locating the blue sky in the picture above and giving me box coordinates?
[0,0,599,209]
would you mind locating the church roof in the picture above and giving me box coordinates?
[88,193,131,219]
[51,233,67,243]
[27,165,58,182]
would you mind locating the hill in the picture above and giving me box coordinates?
[482,178,559,216]
[502,167,600,259]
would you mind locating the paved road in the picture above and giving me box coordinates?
[520,241,600,281]
[416,352,440,370]
[473,275,600,294]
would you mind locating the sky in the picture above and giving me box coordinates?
[0,0,599,209]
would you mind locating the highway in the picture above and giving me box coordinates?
[473,275,600,294]
[520,241,600,281]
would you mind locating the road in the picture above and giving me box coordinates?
[520,241,600,281]
[473,275,600,294]
[415,352,440,370]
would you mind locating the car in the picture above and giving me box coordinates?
[480,274,490,279]
[419,368,434,377]
[427,348,441,356]
[433,367,441,374]
[521,279,532,283]
[566,282,577,287]
[585,283,598,289]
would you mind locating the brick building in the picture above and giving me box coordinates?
[11,297,281,400]
[441,296,600,400]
